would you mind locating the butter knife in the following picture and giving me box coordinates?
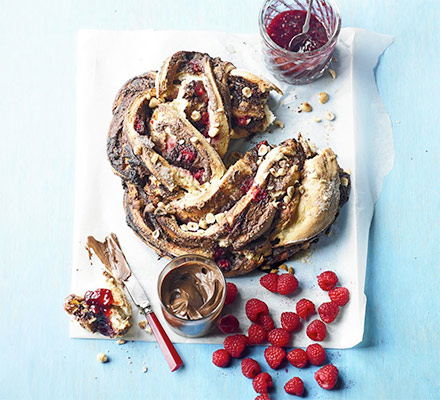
[87,234,183,372]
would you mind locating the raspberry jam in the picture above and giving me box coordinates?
[267,10,328,53]
[84,288,115,336]
[259,0,341,84]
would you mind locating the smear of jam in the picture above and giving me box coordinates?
[84,288,115,337]
[267,10,328,52]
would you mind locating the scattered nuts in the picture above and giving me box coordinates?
[341,177,349,187]
[318,92,329,104]
[96,353,108,363]
[142,366,148,373]
[325,111,335,121]
[261,265,271,271]
[274,120,284,129]
[149,97,160,108]
[283,195,291,204]
[270,269,279,274]
[287,186,295,198]
[288,267,294,275]
[198,218,208,230]
[300,102,312,112]
[191,110,201,121]
[134,144,143,155]
[206,213,216,225]
[312,116,322,123]
[187,222,199,232]
[258,144,269,157]
[146,92,152,101]
[190,136,198,143]
[138,321,147,329]
[152,229,160,239]
[116,339,126,345]
[270,168,278,177]
[242,87,252,98]
[215,212,226,224]
[279,264,288,271]
[277,168,286,177]
[329,69,336,79]
[208,127,219,138]
[180,224,188,232]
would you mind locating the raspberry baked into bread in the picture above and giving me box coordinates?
[107,51,350,277]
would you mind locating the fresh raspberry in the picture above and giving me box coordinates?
[218,315,240,334]
[224,334,248,358]
[224,282,238,305]
[318,302,339,323]
[317,270,339,291]
[329,287,350,306]
[315,364,339,390]
[287,348,308,368]
[268,328,290,347]
[246,298,269,322]
[306,343,327,366]
[212,349,230,367]
[257,314,275,332]
[296,298,315,320]
[264,346,286,369]
[241,358,261,378]
[281,312,301,332]
[277,273,298,295]
[255,395,271,400]
[253,372,273,394]
[284,377,304,396]
[248,323,267,344]
[260,273,279,293]
[306,320,327,341]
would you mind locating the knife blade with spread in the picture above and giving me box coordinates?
[86,233,183,372]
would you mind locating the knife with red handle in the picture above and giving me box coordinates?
[105,234,183,372]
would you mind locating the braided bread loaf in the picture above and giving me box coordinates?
[107,51,350,277]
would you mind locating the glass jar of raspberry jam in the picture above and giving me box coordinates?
[259,0,341,85]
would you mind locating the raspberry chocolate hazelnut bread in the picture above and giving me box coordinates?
[64,235,132,337]
[107,51,350,277]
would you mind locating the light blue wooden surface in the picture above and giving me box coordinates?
[1,0,439,399]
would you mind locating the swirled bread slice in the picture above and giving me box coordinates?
[64,271,132,338]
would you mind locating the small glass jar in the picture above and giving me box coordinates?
[259,0,341,85]
[157,254,226,338]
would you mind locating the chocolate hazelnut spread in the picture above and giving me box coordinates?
[160,262,224,320]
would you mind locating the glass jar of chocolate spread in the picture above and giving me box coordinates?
[158,255,226,338]
[259,0,341,84]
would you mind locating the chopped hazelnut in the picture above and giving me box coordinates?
[300,102,312,112]
[242,87,252,98]
[149,97,160,108]
[191,110,201,122]
[325,111,335,121]
[96,353,108,363]
[274,120,284,129]
[318,92,329,104]
[258,144,269,157]
[329,69,336,79]
[206,213,216,225]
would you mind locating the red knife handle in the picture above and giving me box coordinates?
[146,312,183,372]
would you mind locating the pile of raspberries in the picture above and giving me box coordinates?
[212,270,350,398]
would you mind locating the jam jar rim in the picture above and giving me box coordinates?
[157,254,227,323]
[259,0,342,57]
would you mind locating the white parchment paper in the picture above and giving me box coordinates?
[71,29,393,348]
